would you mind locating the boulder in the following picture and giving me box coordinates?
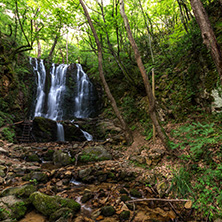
[0,195,29,220]
[53,150,72,166]
[32,117,57,142]
[30,192,81,217]
[0,184,36,198]
[79,146,112,163]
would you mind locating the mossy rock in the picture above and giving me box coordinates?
[32,117,57,142]
[101,205,116,217]
[119,210,130,221]
[49,207,73,222]
[79,146,112,163]
[22,172,48,183]
[53,150,72,166]
[0,195,29,220]
[26,153,40,162]
[0,184,37,198]
[120,194,131,202]
[129,189,142,198]
[30,192,81,217]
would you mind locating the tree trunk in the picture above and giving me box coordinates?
[79,0,133,144]
[120,0,169,149]
[66,33,69,64]
[190,0,222,84]
[48,35,58,59]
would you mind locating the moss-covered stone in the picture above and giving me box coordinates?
[30,192,80,217]
[79,146,112,163]
[32,117,57,142]
[120,194,131,202]
[49,207,72,222]
[101,206,116,217]
[119,210,130,221]
[53,150,72,166]
[130,189,142,198]
[0,184,36,198]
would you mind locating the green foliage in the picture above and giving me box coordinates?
[2,127,15,143]
[171,119,222,220]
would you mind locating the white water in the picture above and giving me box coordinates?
[33,59,46,117]
[46,64,68,120]
[57,122,65,141]
[74,64,93,118]
[31,59,93,142]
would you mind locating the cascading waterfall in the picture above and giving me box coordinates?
[31,58,94,141]
[31,58,47,117]
[74,64,93,118]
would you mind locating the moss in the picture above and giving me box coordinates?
[101,206,116,217]
[11,201,27,219]
[119,210,130,221]
[129,189,142,198]
[30,192,80,217]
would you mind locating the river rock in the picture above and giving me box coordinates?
[30,191,81,217]
[53,150,72,166]
[79,146,112,163]
[0,195,29,220]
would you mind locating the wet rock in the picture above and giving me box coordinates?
[63,124,86,142]
[101,205,116,217]
[30,191,81,217]
[81,190,94,203]
[119,210,130,221]
[53,150,72,166]
[79,146,112,163]
[32,117,57,142]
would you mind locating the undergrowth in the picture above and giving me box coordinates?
[171,114,222,220]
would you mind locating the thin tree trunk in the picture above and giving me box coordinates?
[120,0,169,149]
[79,0,133,144]
[190,0,222,84]
[66,32,68,64]
[48,35,58,59]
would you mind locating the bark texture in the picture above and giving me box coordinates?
[190,0,222,84]
[120,0,169,149]
[79,0,133,144]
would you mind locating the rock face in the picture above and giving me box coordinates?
[32,117,57,142]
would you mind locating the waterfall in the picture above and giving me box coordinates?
[32,59,47,117]
[31,58,94,142]
[74,64,93,118]
[46,63,68,121]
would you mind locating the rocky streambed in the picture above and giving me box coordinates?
[0,139,193,222]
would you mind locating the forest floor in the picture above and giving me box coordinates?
[0,115,221,221]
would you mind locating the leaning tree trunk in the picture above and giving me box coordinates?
[190,0,222,84]
[119,0,169,149]
[79,0,133,144]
